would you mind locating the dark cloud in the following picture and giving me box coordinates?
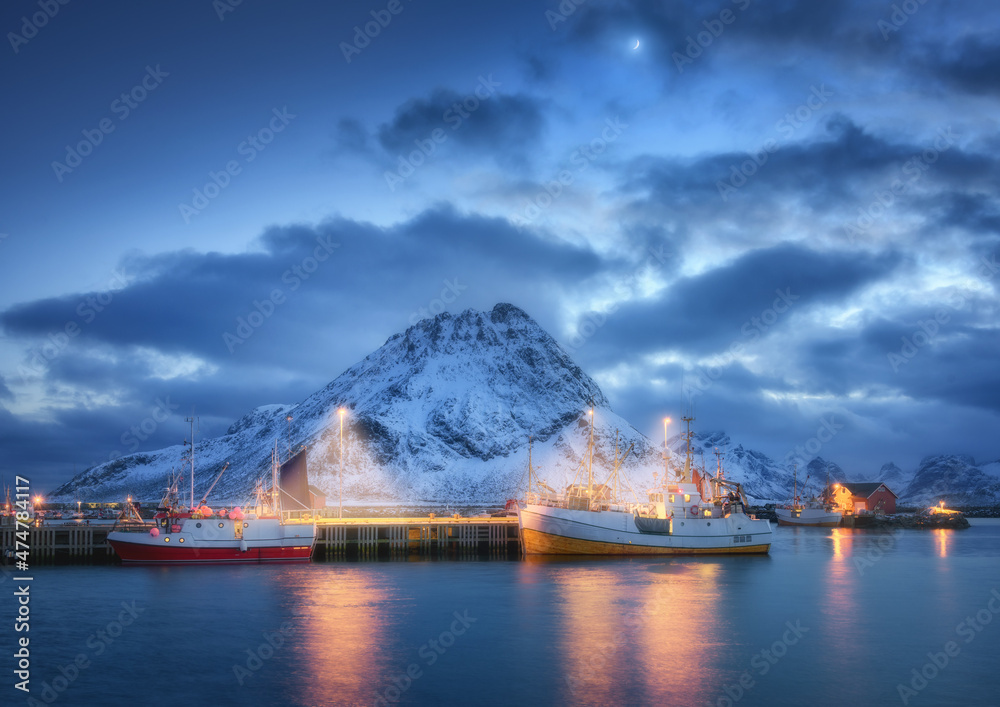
[925,34,1000,96]
[375,88,545,167]
[0,206,603,429]
[0,374,11,401]
[576,242,901,363]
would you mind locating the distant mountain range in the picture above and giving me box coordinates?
[51,304,1000,507]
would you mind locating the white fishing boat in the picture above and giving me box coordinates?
[517,412,771,555]
[775,466,841,527]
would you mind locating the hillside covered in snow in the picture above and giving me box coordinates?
[51,304,1000,507]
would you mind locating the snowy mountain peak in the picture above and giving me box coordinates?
[52,304,629,503]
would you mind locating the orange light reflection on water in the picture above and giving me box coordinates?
[286,568,390,706]
[935,528,949,558]
[550,561,721,705]
[637,563,720,705]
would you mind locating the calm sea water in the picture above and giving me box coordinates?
[3,520,999,707]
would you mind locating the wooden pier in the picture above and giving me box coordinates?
[1,523,117,562]
[1,516,522,564]
[313,516,521,559]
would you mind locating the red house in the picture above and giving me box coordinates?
[828,482,897,515]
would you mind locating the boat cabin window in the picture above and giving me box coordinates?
[684,494,691,503]
[669,494,675,503]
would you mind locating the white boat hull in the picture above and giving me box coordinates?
[518,505,771,555]
[775,507,841,527]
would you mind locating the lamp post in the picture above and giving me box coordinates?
[663,417,671,480]
[338,407,346,520]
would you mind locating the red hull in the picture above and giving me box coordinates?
[109,539,313,565]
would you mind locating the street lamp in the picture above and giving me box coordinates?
[338,407,346,520]
[663,417,671,480]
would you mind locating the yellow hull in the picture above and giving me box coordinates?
[521,527,771,556]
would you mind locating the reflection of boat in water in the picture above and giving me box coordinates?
[108,420,315,565]
[775,466,841,527]
[517,412,771,555]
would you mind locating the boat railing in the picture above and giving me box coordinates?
[109,520,157,533]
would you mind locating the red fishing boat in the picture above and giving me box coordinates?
[108,422,316,565]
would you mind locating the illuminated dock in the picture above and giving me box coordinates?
[1,516,522,563]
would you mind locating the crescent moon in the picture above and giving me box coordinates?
[633,39,640,50]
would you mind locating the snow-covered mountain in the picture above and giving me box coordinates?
[52,304,663,504]
[900,455,1000,506]
[876,462,910,489]
[50,303,1000,508]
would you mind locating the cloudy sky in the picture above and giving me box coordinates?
[2,0,998,493]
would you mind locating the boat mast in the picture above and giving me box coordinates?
[793,464,798,508]
[185,415,196,508]
[714,446,723,498]
[272,440,281,515]
[527,435,533,498]
[682,415,695,483]
[613,430,620,503]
